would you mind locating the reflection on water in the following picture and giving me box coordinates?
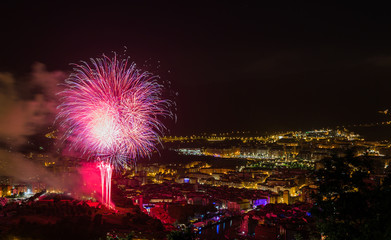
[199,218,242,240]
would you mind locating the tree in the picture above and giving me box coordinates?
[167,228,194,240]
[312,151,391,240]
[106,231,134,240]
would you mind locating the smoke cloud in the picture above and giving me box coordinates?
[0,64,66,147]
[0,64,71,189]
[0,150,79,190]
[0,73,31,146]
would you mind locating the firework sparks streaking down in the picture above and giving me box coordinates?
[98,161,112,208]
[57,55,172,169]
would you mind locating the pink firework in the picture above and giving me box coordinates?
[57,55,171,208]
[57,55,171,168]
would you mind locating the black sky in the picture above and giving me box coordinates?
[2,2,391,137]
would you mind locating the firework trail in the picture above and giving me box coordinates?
[57,55,171,207]
[98,161,112,207]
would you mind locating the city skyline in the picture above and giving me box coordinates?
[2,3,391,239]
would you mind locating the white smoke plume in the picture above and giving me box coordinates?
[0,64,70,188]
[0,63,66,147]
[0,150,79,190]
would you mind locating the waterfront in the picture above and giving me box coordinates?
[198,217,243,240]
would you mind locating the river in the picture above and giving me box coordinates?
[197,217,243,240]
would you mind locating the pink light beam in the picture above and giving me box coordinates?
[98,161,112,208]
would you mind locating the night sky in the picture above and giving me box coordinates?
[2,2,391,137]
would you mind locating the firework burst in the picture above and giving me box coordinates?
[57,55,171,169]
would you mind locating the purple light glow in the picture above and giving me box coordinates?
[253,198,268,207]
